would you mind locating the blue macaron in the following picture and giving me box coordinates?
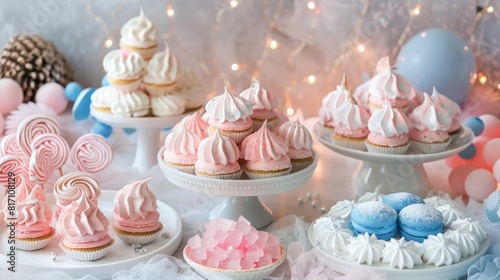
[350,201,398,241]
[382,192,424,213]
[399,204,443,243]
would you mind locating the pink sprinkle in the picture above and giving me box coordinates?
[206,258,219,268]
[227,260,242,270]
[190,247,207,262]
[213,230,229,244]
[188,235,202,249]
[240,258,256,270]
[258,254,273,267]
[211,246,228,261]
[119,48,130,59]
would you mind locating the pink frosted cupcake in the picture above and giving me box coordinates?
[276,120,314,172]
[57,195,113,261]
[239,81,280,132]
[54,172,101,219]
[12,186,54,251]
[173,112,209,139]
[318,74,349,130]
[113,178,162,245]
[205,87,253,144]
[366,98,412,154]
[430,87,462,139]
[409,93,452,153]
[241,120,292,178]
[195,129,243,179]
[368,57,411,113]
[163,124,202,174]
[332,90,370,151]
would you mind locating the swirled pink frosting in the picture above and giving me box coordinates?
[410,93,452,132]
[430,87,461,132]
[318,106,334,127]
[367,98,411,146]
[173,112,209,139]
[15,185,52,239]
[369,57,410,102]
[54,172,101,217]
[113,178,160,233]
[239,81,279,118]
[56,194,111,248]
[197,129,240,165]
[322,83,348,112]
[333,96,370,138]
[206,87,253,123]
[163,124,201,165]
[277,120,314,159]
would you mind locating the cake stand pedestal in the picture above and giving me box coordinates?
[91,108,190,174]
[313,123,473,197]
[158,148,319,228]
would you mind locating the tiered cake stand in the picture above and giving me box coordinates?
[91,108,191,174]
[158,148,319,228]
[313,123,474,197]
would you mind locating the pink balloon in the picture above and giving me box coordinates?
[493,159,500,183]
[465,169,497,201]
[483,138,500,168]
[0,114,4,135]
[445,154,465,169]
[449,164,475,197]
[479,114,500,139]
[0,78,24,115]
[35,82,68,115]
[464,138,490,170]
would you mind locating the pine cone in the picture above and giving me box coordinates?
[0,34,74,102]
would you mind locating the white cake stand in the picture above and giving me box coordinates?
[313,123,474,197]
[91,108,191,174]
[157,148,319,228]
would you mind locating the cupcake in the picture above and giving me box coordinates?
[241,120,292,179]
[173,112,209,139]
[119,9,158,60]
[195,129,243,179]
[365,97,412,154]
[91,86,118,113]
[111,89,151,117]
[430,87,462,138]
[276,120,314,171]
[151,94,185,117]
[368,57,411,113]
[318,74,349,130]
[318,106,335,131]
[409,93,452,153]
[332,89,370,151]
[163,123,202,174]
[12,186,54,251]
[103,49,146,92]
[57,195,113,261]
[54,172,101,219]
[174,68,207,110]
[239,81,280,132]
[143,42,179,96]
[353,77,371,112]
[205,87,253,144]
[113,178,163,245]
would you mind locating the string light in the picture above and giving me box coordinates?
[357,44,365,53]
[307,75,316,84]
[104,38,113,48]
[421,32,427,38]
[486,6,494,13]
[269,40,278,50]
[286,108,295,116]
[307,1,315,10]
[166,5,174,17]
[464,46,469,51]
[479,75,487,85]
[411,5,421,16]
[230,0,238,8]
[497,84,500,90]
[231,63,239,71]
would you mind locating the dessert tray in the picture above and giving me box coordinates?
[313,123,474,197]
[91,107,194,174]
[0,190,182,279]
[158,148,319,228]
[308,224,490,280]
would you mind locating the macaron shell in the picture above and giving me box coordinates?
[350,201,398,227]
[399,203,444,242]
[350,220,397,241]
[382,192,424,212]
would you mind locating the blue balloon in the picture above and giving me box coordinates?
[459,143,476,159]
[73,88,96,121]
[465,117,484,136]
[64,81,83,102]
[123,128,136,134]
[396,29,475,104]
[92,122,113,138]
[101,75,110,87]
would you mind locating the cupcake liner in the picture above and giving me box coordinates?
[107,77,141,92]
[113,224,163,245]
[245,167,292,179]
[59,240,114,262]
[166,162,195,175]
[449,127,463,142]
[411,138,451,154]
[195,169,243,180]
[251,117,279,133]
[332,136,367,151]
[120,43,158,61]
[291,159,314,172]
[16,229,54,251]
[210,127,252,144]
[365,141,410,155]
[143,83,177,96]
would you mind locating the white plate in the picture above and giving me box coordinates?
[157,148,319,197]
[313,123,474,164]
[308,223,490,280]
[0,190,182,279]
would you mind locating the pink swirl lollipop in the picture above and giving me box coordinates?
[16,114,60,157]
[0,155,29,186]
[70,134,113,173]
[0,134,22,157]
[31,133,70,175]
[29,148,55,185]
